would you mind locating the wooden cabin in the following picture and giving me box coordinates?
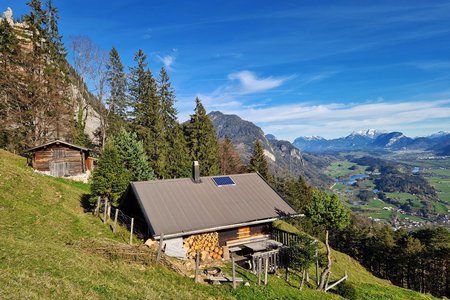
[121,162,297,262]
[25,140,94,178]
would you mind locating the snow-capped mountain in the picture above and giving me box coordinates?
[350,129,384,138]
[293,130,450,154]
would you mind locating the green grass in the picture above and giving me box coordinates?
[385,192,420,203]
[326,161,367,178]
[0,150,437,299]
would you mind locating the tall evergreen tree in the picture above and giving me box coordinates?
[219,136,244,175]
[157,67,190,178]
[24,0,49,144]
[248,139,271,180]
[130,52,166,177]
[106,47,127,133]
[128,49,147,118]
[44,0,70,139]
[0,16,24,149]
[184,97,220,176]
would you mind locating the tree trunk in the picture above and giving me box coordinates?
[318,230,332,291]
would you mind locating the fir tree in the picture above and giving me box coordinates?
[128,49,147,118]
[43,0,70,139]
[248,139,271,180]
[131,54,166,177]
[90,141,131,206]
[24,0,49,144]
[106,47,127,132]
[113,128,155,181]
[184,97,220,176]
[157,67,190,178]
[219,136,244,175]
[0,16,23,149]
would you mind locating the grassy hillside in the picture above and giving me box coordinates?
[0,150,437,299]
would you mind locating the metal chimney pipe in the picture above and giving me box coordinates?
[192,161,201,183]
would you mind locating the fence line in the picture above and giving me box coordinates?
[95,200,144,243]
[271,228,300,246]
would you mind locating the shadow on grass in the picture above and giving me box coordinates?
[80,193,95,212]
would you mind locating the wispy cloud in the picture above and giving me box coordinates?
[157,49,178,70]
[227,70,288,94]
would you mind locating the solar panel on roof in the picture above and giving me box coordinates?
[212,176,235,186]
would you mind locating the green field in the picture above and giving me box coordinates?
[326,161,367,178]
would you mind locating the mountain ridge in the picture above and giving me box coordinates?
[208,111,332,186]
[294,129,450,153]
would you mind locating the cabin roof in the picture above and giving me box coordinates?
[25,140,90,152]
[127,173,297,238]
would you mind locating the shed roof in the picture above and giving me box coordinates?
[128,173,297,238]
[25,140,90,152]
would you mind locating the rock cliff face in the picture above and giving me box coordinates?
[208,111,332,186]
[2,8,103,145]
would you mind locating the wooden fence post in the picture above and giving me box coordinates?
[95,196,101,216]
[156,233,164,264]
[103,199,108,224]
[129,217,134,245]
[113,209,119,233]
[232,253,236,289]
[264,256,269,285]
[195,251,200,283]
[258,257,262,285]
[107,204,111,219]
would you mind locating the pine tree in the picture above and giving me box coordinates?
[219,136,244,175]
[248,139,271,180]
[90,141,131,206]
[184,97,220,176]
[44,0,70,139]
[106,47,127,133]
[128,49,147,118]
[24,0,49,144]
[157,67,190,178]
[130,53,166,177]
[0,16,24,149]
[113,128,155,181]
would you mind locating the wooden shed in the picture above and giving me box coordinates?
[25,140,93,177]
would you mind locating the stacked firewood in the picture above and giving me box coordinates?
[183,232,223,261]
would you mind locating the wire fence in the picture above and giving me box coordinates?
[94,197,145,244]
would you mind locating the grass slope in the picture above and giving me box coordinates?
[0,150,436,299]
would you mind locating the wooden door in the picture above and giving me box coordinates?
[50,148,67,177]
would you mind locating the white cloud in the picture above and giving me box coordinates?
[209,99,450,140]
[158,55,174,69]
[227,70,289,94]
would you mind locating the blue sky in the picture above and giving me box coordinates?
[3,1,450,140]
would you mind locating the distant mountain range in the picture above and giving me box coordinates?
[293,129,450,154]
[208,111,332,186]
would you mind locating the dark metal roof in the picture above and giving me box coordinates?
[129,173,297,237]
[25,140,90,152]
